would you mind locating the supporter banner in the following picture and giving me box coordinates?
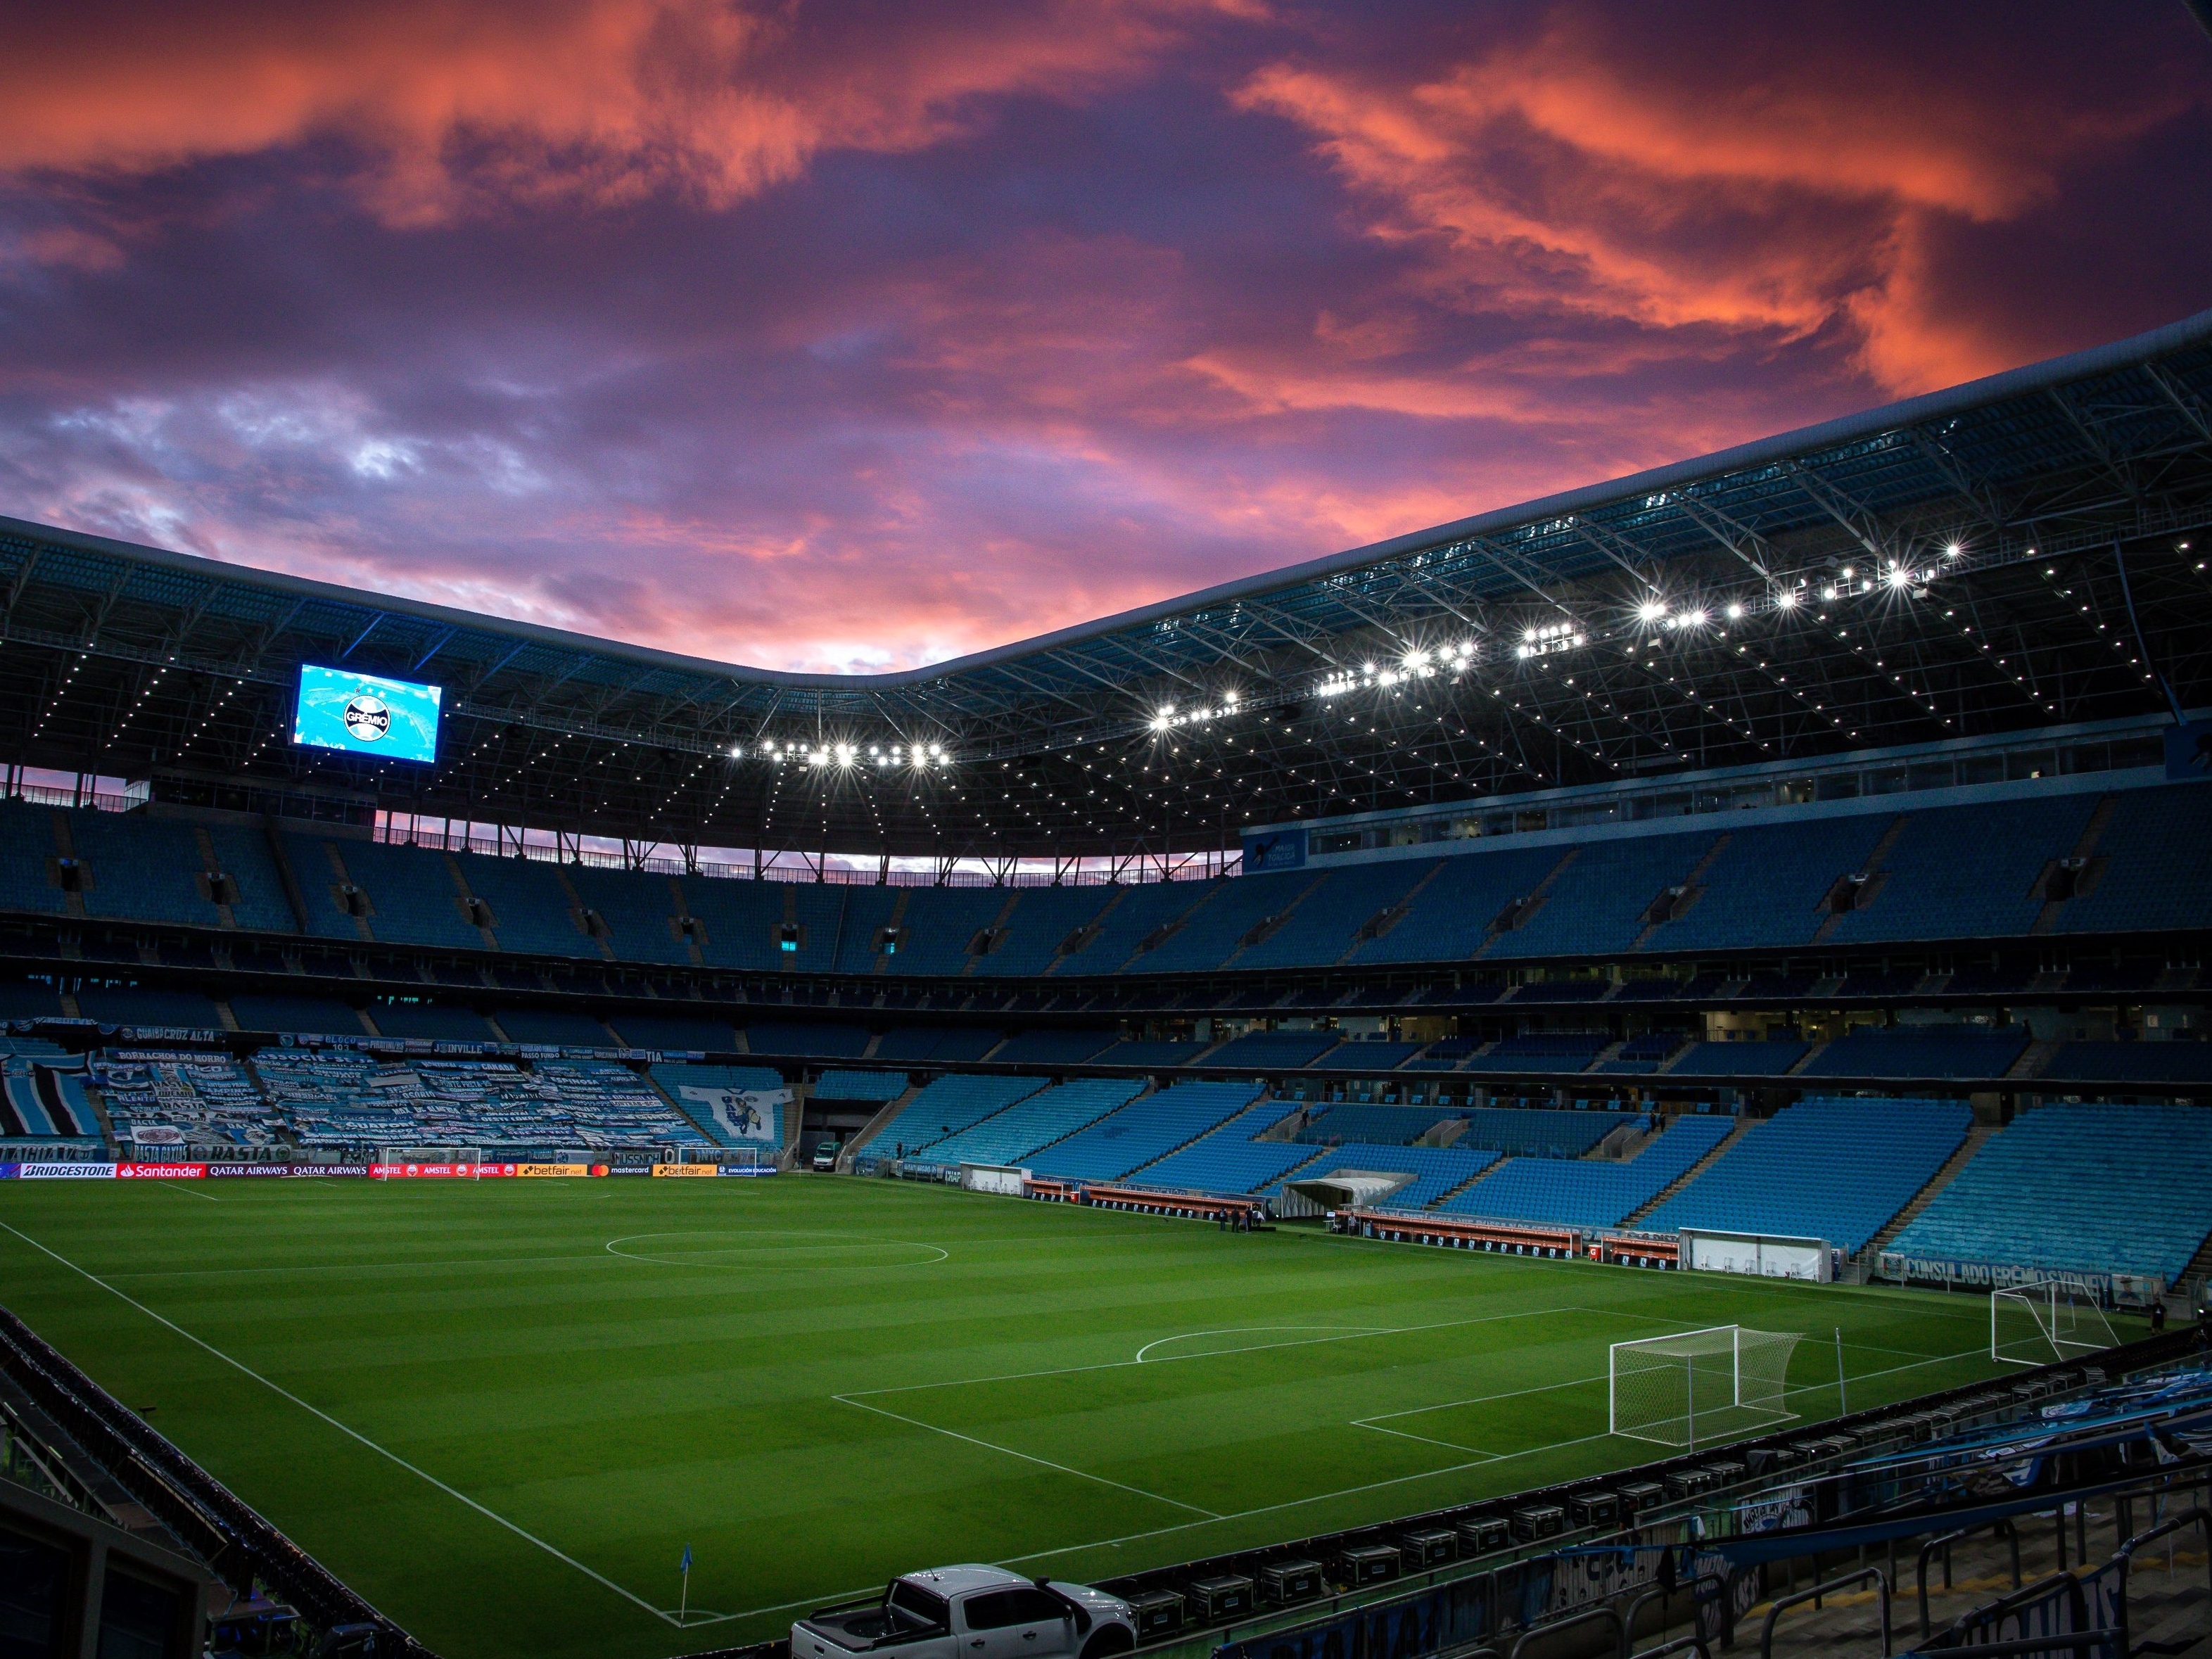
[130,1126,187,1147]
[516,1163,602,1178]
[115,1163,207,1178]
[6,1162,117,1179]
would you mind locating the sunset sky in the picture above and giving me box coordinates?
[1,1,2207,673]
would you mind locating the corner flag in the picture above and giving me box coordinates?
[680,1544,693,1574]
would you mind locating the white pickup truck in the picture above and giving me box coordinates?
[794,1566,1137,1659]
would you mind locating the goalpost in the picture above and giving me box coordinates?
[375,1145,485,1179]
[1991,1279,2118,1366]
[1610,1326,1805,1449]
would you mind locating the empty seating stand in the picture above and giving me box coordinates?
[1888,1102,2212,1281]
[1026,1081,1261,1182]
[1271,1141,1498,1209]
[1644,1097,1972,1252]
[915,1079,1143,1169]
[1437,1115,1732,1229]
[1131,1102,1319,1194]
[853,1074,1047,1161]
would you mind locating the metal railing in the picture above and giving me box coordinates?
[1760,1566,1893,1659]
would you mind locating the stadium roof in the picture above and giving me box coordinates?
[4,307,2212,860]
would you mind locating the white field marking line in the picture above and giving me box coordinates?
[999,1339,2007,1573]
[843,1304,1605,1402]
[140,1178,220,1202]
[101,1252,635,1282]
[603,1231,950,1269]
[1132,1325,1389,1364]
[833,1392,1223,1519]
[0,1219,680,1629]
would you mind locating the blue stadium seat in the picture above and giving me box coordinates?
[854,1074,1049,1159]
[1437,1115,1733,1228]
[913,1079,1142,1169]
[1024,1081,1261,1181]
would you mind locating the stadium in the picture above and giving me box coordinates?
[7,300,2212,1659]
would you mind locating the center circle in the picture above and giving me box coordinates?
[604,1229,948,1269]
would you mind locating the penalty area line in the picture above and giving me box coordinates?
[834,1393,1221,1519]
[0,1219,680,1629]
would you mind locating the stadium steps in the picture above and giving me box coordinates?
[1119,1090,1268,1181]
[1043,885,1129,977]
[552,865,618,961]
[1425,1157,1508,1209]
[1811,812,1911,945]
[1862,1124,1996,1266]
[860,1031,883,1058]
[1785,1038,1833,1076]
[443,854,502,951]
[1473,846,1580,958]
[1627,830,1731,950]
[2030,794,2118,936]
[959,889,1023,977]
[485,1012,514,1043]
[2179,1228,2212,1292]
[1024,1081,1160,1159]
[1337,858,1449,965]
[2007,1038,2064,1081]
[48,811,86,922]
[1618,1117,1753,1227]
[1218,872,1330,970]
[871,889,913,974]
[838,1085,917,1170]
[1589,1038,1627,1069]
[191,825,239,930]
[214,1000,242,1034]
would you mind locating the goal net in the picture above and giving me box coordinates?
[1992,1280,2118,1366]
[1610,1326,1804,1449]
[374,1145,485,1178]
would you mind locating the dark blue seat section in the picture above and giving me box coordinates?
[1644,1096,1972,1252]
[2052,785,2212,934]
[1487,831,1713,960]
[872,1026,1003,1062]
[1205,1030,1340,1069]
[853,1074,1049,1159]
[1485,1033,1607,1074]
[74,985,226,1029]
[1234,863,1429,972]
[895,887,1010,977]
[1435,1114,1734,1228]
[2037,1041,2212,1086]
[991,1028,1115,1064]
[742,1022,870,1057]
[228,993,364,1036]
[564,864,692,965]
[813,1069,906,1101]
[1890,1103,2212,1280]
[1025,1080,1263,1182]
[1828,796,2099,944]
[370,1002,499,1042]
[604,1012,737,1052]
[1641,815,1893,953]
[1269,1141,1498,1208]
[1296,1103,1452,1145]
[288,834,487,949]
[1125,874,1307,974]
[452,853,598,958]
[1800,1025,2028,1080]
[1318,1040,1425,1070]
[1347,844,1563,965]
[915,1078,1143,1169]
[1451,1106,1636,1157]
[973,886,1117,977]
[16,782,2211,970]
[0,979,65,1021]
[1053,880,1217,973]
[1133,1102,1321,1193]
[495,1008,618,1047]
[0,801,70,917]
[1667,1038,1810,1076]
[1091,1038,1211,1068]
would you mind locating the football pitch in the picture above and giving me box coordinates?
[0,1174,2065,1659]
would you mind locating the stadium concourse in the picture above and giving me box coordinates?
[5,312,2212,1659]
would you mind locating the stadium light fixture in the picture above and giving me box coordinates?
[1636,599,1667,623]
[1725,603,1744,620]
[1945,542,1963,559]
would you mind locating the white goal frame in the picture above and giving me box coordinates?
[1991,1279,2118,1366]
[1609,1324,1804,1450]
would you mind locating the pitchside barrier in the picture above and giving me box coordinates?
[680,1331,2197,1659]
[1332,1207,1582,1258]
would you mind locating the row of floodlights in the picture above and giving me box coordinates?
[727,741,951,768]
[1151,689,1244,730]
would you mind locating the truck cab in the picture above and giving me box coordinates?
[795,1566,1135,1659]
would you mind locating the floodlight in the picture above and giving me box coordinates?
[1944,542,1962,559]
[1636,599,1666,623]
[1682,609,1708,628]
[1724,603,1743,620]
[928,744,943,758]
[728,744,744,758]
[1775,591,1800,610]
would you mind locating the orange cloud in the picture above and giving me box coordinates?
[0,0,1248,224]
[1234,15,2187,394]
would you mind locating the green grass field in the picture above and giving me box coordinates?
[0,1174,2071,1659]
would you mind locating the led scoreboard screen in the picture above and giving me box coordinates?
[292,665,444,763]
